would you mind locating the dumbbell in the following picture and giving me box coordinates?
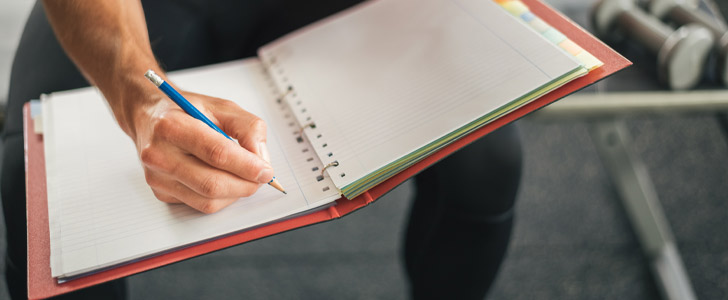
[593,0,714,90]
[648,0,728,86]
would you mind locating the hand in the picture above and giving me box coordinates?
[42,0,272,213]
[130,89,273,214]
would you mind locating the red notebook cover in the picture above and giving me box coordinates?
[26,0,630,298]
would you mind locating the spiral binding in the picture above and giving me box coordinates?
[298,122,316,137]
[261,59,343,191]
[321,160,339,177]
[275,85,292,101]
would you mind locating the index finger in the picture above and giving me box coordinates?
[210,99,270,163]
[158,110,274,184]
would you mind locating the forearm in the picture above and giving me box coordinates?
[42,0,161,138]
[42,0,275,212]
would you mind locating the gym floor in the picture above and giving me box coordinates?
[1,0,727,299]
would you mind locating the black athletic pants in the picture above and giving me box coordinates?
[2,1,522,299]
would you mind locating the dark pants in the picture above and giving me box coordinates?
[2,1,522,299]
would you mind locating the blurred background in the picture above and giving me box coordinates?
[1,0,727,299]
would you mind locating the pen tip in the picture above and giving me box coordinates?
[268,177,286,194]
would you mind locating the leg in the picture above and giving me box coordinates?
[404,124,523,300]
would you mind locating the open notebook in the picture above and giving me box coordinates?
[42,0,601,281]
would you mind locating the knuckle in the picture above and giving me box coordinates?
[219,99,238,109]
[140,147,163,169]
[140,146,175,173]
[199,175,225,198]
[199,200,223,214]
[206,143,229,166]
[250,118,267,135]
[143,170,158,187]
[152,190,176,204]
[152,113,179,140]
[152,114,172,133]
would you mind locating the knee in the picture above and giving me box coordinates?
[439,124,523,220]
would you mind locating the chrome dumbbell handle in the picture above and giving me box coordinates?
[669,5,728,35]
[593,0,714,90]
[650,0,728,85]
[651,0,727,31]
[619,8,675,53]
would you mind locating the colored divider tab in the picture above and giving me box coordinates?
[575,51,604,71]
[542,28,566,44]
[520,11,536,22]
[528,18,551,33]
[558,39,584,56]
[493,0,604,71]
[502,1,529,16]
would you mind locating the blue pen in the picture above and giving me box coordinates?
[144,70,286,194]
[145,70,232,139]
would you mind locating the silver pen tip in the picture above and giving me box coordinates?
[144,69,164,86]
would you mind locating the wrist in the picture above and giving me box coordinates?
[98,62,168,140]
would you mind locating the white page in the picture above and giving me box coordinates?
[44,59,340,278]
[259,0,582,191]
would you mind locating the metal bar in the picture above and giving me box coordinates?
[530,89,728,119]
[590,121,697,300]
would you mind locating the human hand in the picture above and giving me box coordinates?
[43,0,272,214]
[127,88,273,214]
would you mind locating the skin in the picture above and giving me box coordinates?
[42,0,274,214]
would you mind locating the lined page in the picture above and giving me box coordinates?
[259,0,582,191]
[44,59,339,278]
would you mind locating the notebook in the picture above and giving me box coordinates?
[40,0,603,282]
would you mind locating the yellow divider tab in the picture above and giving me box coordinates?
[501,1,529,17]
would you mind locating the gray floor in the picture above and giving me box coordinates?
[2,1,728,299]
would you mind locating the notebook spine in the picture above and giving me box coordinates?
[260,60,342,189]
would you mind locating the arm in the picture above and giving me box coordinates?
[42,0,274,213]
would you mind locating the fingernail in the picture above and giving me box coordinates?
[258,142,271,163]
[256,168,274,183]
